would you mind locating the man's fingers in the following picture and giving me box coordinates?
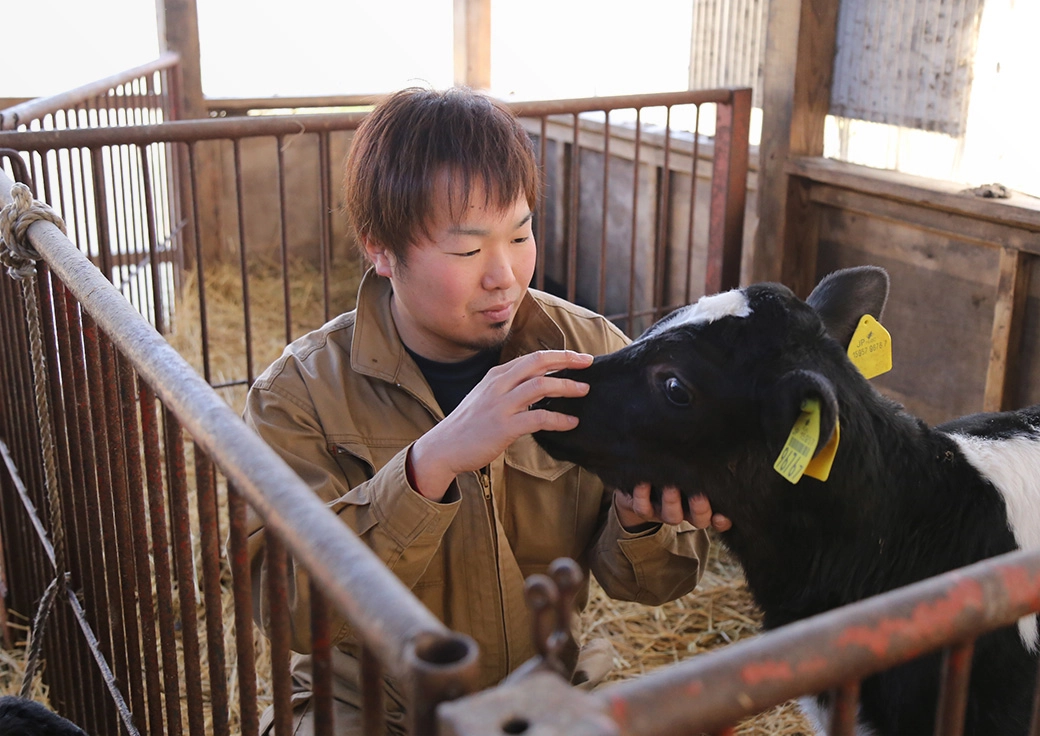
[630,482,656,519]
[687,493,714,529]
[658,486,685,525]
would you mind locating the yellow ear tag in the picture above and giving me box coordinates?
[804,415,839,481]
[847,314,892,379]
[773,398,821,484]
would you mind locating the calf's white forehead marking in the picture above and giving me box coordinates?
[668,289,751,329]
[948,431,1040,652]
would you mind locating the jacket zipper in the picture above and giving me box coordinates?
[479,465,509,671]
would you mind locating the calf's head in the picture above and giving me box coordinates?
[533,266,890,517]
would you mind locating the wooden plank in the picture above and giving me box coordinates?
[807,185,1040,256]
[984,248,1032,411]
[453,0,491,89]
[788,155,1040,232]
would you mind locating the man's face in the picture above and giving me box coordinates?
[365,183,537,363]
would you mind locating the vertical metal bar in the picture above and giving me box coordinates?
[829,680,860,736]
[117,354,165,736]
[62,297,114,735]
[140,382,184,736]
[266,534,294,736]
[361,643,385,736]
[35,267,84,720]
[194,447,230,736]
[627,107,643,335]
[82,313,133,711]
[535,116,548,292]
[598,111,610,314]
[139,147,168,335]
[90,147,113,279]
[165,410,207,735]
[228,484,259,736]
[276,135,293,344]
[705,89,750,294]
[934,641,974,736]
[99,326,147,729]
[654,106,673,319]
[233,140,256,384]
[187,142,212,382]
[566,113,580,302]
[685,103,702,303]
[310,586,334,736]
[318,130,333,323]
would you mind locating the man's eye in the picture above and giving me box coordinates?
[512,236,530,244]
[662,376,692,407]
[454,249,480,257]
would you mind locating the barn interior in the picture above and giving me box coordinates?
[0,1,1038,734]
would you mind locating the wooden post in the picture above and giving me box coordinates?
[751,0,840,296]
[984,248,1033,411]
[156,0,228,265]
[453,0,491,89]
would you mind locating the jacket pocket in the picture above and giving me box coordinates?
[504,433,575,480]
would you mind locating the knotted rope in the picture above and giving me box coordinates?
[0,182,70,697]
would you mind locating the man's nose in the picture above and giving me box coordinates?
[482,247,516,290]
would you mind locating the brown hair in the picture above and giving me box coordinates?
[344,87,539,262]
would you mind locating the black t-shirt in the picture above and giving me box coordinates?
[404,346,501,415]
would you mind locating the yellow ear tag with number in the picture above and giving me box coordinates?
[773,398,840,483]
[847,314,892,379]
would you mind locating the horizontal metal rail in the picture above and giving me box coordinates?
[0,53,182,131]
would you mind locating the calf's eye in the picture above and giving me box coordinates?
[663,376,692,407]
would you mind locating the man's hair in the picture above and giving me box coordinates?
[344,87,539,261]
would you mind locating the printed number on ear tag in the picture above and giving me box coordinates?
[847,314,892,379]
[773,398,840,484]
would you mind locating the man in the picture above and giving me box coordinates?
[246,86,729,735]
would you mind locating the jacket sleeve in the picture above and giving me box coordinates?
[243,364,459,652]
[588,499,710,606]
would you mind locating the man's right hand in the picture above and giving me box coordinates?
[407,350,594,501]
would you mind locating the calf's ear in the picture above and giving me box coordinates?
[807,266,890,349]
[764,369,839,457]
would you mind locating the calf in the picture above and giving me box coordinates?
[534,266,1040,735]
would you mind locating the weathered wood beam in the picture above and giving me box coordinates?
[453,0,491,89]
[752,0,840,296]
[984,248,1033,411]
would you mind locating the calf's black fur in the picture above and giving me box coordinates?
[535,266,1040,735]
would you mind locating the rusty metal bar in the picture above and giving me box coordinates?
[186,142,212,382]
[685,104,703,303]
[594,547,1040,735]
[165,410,206,736]
[565,113,580,302]
[267,534,293,736]
[828,680,859,736]
[277,135,293,344]
[654,106,673,319]
[534,116,548,293]
[99,326,148,729]
[934,641,974,736]
[194,446,230,736]
[626,107,642,335]
[117,353,165,736]
[598,112,610,314]
[310,585,334,736]
[705,87,751,293]
[361,643,385,736]
[228,483,260,736]
[318,130,333,323]
[139,381,185,736]
[232,140,257,384]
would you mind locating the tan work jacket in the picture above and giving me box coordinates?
[244,270,708,697]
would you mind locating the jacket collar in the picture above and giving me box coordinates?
[351,268,567,386]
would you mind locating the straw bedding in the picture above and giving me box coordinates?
[1,256,812,734]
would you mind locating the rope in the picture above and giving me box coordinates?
[0,182,70,696]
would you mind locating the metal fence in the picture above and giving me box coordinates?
[6,66,1036,736]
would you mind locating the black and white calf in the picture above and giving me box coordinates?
[534,266,1040,736]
